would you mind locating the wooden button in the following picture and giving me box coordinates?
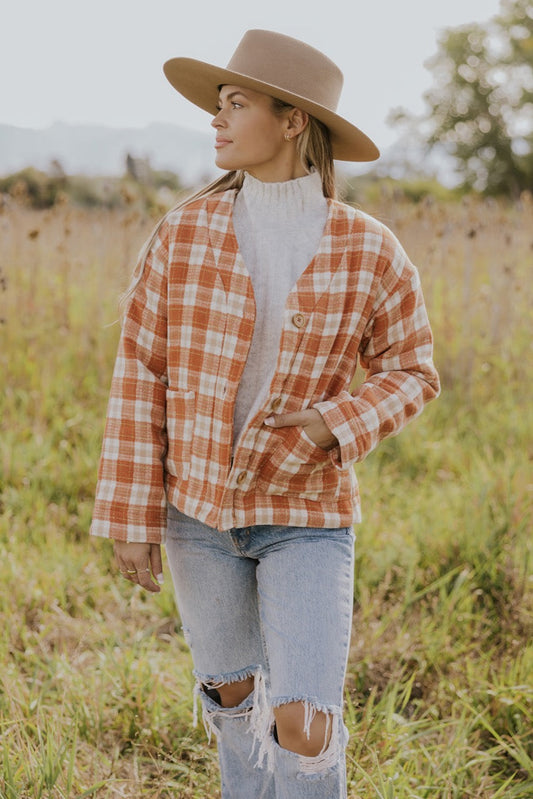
[271,397,282,411]
[292,313,305,328]
[236,471,247,485]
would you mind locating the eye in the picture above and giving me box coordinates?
[215,99,244,113]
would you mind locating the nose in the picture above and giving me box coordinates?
[211,109,226,129]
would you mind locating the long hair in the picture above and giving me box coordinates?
[270,97,337,200]
[120,99,335,317]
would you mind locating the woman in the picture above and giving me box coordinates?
[91,29,440,798]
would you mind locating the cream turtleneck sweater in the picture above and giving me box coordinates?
[231,169,328,446]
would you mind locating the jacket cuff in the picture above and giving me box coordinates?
[313,392,362,470]
[90,489,167,543]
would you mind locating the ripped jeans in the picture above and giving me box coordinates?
[165,505,355,798]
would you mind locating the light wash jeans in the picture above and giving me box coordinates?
[165,504,355,798]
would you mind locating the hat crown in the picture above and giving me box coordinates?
[226,30,343,113]
[162,28,379,161]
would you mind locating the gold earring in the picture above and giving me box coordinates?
[284,133,292,142]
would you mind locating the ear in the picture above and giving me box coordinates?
[286,107,309,136]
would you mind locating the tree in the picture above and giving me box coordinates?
[393,0,533,196]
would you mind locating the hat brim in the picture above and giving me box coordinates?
[163,57,380,163]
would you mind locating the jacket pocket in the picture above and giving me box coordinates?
[165,389,195,482]
[256,425,341,500]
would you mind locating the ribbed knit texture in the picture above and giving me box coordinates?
[232,170,328,446]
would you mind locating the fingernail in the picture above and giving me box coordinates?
[264,417,274,426]
[156,573,164,584]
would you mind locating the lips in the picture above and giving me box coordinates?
[215,138,232,149]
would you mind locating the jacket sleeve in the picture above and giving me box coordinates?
[314,238,440,469]
[90,224,169,543]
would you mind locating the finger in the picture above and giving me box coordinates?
[264,410,317,428]
[113,542,161,591]
[115,555,136,583]
[150,544,164,585]
[135,564,161,593]
[114,541,152,585]
[115,553,143,585]
[123,564,141,584]
[121,551,160,593]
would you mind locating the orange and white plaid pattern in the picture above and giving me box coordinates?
[91,190,440,542]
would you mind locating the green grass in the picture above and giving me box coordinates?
[0,199,531,797]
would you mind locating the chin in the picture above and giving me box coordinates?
[215,154,242,171]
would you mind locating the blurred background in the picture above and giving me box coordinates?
[0,1,531,797]
[2,0,530,205]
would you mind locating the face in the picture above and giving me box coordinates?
[211,85,305,182]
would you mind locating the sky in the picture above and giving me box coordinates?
[2,0,503,150]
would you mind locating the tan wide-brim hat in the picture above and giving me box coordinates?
[163,29,379,162]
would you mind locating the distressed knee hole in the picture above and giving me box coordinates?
[295,719,341,777]
[216,675,255,707]
[255,701,345,775]
[193,667,268,743]
[274,702,332,757]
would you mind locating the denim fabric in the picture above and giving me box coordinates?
[165,504,355,798]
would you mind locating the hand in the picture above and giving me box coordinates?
[264,408,339,451]
[114,541,164,593]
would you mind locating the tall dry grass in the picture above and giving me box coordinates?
[0,194,531,798]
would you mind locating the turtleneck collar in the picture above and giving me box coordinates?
[238,169,326,225]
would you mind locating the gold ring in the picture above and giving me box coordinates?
[126,569,137,574]
[138,568,151,573]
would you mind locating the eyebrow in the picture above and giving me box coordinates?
[217,89,248,103]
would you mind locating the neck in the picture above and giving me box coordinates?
[246,153,308,183]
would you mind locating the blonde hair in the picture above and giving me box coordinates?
[120,98,335,317]
[270,97,337,199]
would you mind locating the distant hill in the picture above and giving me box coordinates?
[0,121,452,195]
[0,122,219,183]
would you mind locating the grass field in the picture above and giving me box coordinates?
[0,193,531,798]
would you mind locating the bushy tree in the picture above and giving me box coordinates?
[393,0,533,196]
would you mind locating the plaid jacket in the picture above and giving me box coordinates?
[90,189,439,542]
